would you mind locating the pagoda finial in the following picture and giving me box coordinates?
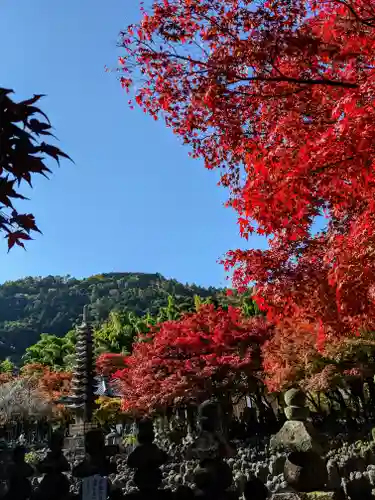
[83,305,89,324]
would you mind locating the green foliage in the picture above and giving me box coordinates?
[0,273,218,362]
[123,434,137,447]
[23,295,211,369]
[0,358,14,373]
[10,273,260,369]
[24,451,39,465]
[23,331,76,370]
[94,310,151,356]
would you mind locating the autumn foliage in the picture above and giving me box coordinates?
[96,353,128,377]
[118,0,375,389]
[20,363,72,402]
[113,305,272,413]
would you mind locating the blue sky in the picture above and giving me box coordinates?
[0,0,266,288]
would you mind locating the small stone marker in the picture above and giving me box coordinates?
[82,474,107,500]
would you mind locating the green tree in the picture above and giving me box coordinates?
[0,358,14,373]
[0,273,218,361]
[94,310,145,356]
[22,331,76,370]
[155,295,184,322]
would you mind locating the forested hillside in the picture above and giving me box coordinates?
[0,273,219,360]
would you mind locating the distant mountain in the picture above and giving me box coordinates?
[0,273,220,361]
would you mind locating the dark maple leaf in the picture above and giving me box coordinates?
[38,143,73,165]
[28,119,54,136]
[0,88,71,250]
[10,212,41,234]
[0,178,27,206]
[22,105,50,124]
[7,231,32,251]
[19,94,46,107]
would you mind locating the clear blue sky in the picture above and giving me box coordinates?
[0,0,266,288]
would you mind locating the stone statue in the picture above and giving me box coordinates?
[270,388,322,455]
[5,446,33,500]
[185,400,234,461]
[284,388,309,421]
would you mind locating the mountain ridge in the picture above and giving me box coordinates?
[0,272,220,361]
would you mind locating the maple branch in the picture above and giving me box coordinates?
[229,75,358,89]
[224,87,306,99]
[163,50,208,68]
[311,157,355,175]
[333,0,375,27]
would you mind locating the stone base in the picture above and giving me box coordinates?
[270,421,323,455]
[69,422,97,436]
[64,435,85,451]
[301,493,340,500]
[271,492,340,500]
[271,493,301,500]
[64,422,98,451]
[284,406,309,421]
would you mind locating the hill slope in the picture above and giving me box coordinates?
[0,273,219,360]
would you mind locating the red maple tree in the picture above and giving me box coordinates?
[118,0,375,388]
[114,305,271,413]
[96,353,127,377]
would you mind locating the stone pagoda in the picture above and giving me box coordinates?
[65,305,98,436]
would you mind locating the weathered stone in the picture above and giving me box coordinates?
[270,493,301,500]
[270,421,323,455]
[326,460,341,490]
[284,388,307,407]
[285,406,310,421]
[269,455,286,476]
[284,451,327,492]
[63,306,97,424]
[346,476,372,500]
[300,492,342,500]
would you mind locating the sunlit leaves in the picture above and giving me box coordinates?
[114,305,272,414]
[118,0,375,389]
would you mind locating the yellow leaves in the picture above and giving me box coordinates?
[94,397,122,424]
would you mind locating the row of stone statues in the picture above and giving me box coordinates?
[4,388,372,499]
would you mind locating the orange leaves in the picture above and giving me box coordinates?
[21,363,72,402]
[38,369,72,400]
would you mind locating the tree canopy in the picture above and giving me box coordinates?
[23,288,258,370]
[114,304,271,414]
[119,0,375,390]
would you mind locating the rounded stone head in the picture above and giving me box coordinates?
[284,388,306,407]
[198,400,220,432]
